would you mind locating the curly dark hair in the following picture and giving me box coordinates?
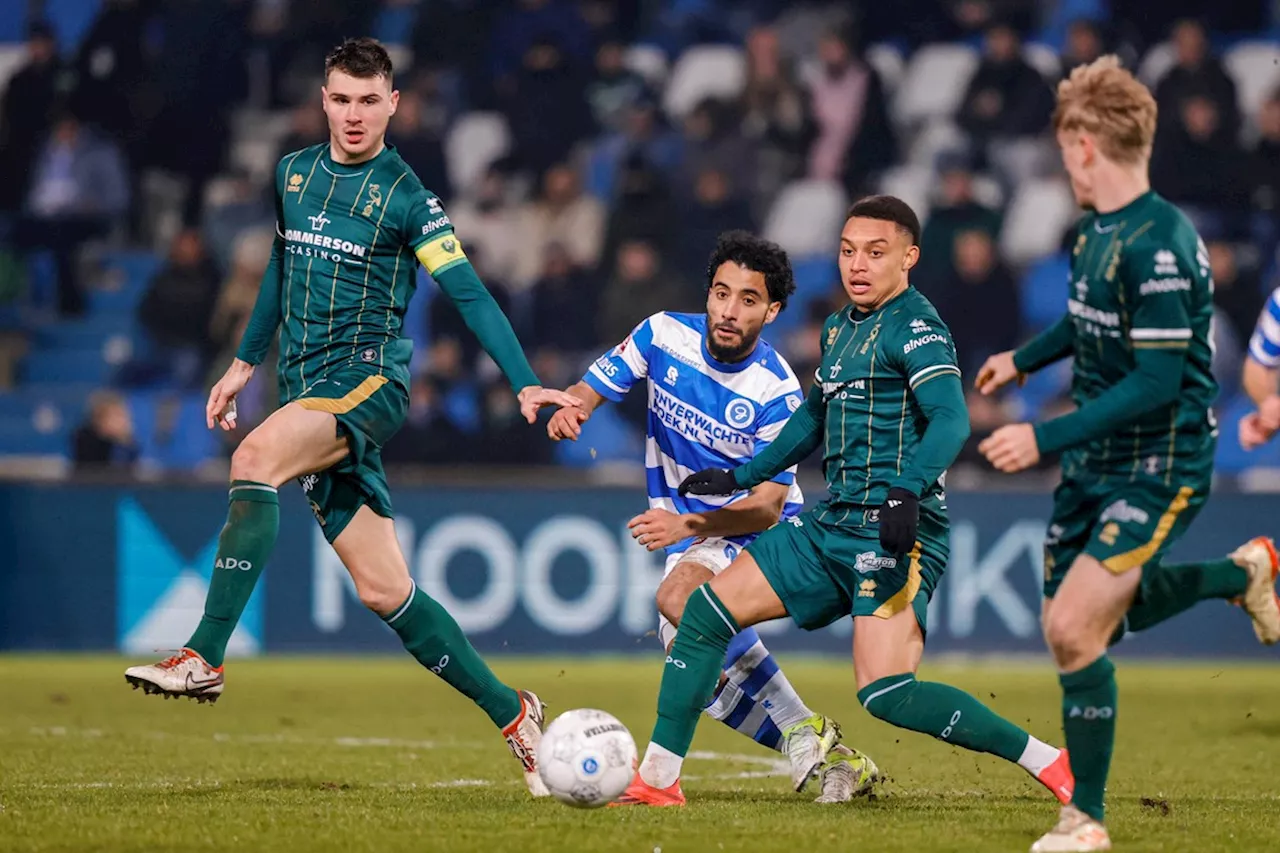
[846,194,921,245]
[324,37,394,82]
[704,230,797,310]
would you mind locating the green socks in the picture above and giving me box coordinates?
[187,481,279,668]
[1110,558,1247,644]
[384,582,521,728]
[652,585,740,756]
[1060,655,1117,822]
[857,674,1031,764]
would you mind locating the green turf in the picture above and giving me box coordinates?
[0,656,1277,852]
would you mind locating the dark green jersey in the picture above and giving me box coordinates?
[239,143,462,401]
[1058,190,1217,473]
[816,287,962,511]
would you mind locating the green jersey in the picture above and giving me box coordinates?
[815,287,963,511]
[1017,191,1218,476]
[238,143,466,401]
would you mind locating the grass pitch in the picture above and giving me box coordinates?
[0,655,1276,852]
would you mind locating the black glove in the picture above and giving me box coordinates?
[878,487,919,559]
[678,468,741,497]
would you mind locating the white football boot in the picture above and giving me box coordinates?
[1230,537,1280,644]
[780,714,841,792]
[124,648,224,704]
[814,744,882,803]
[1030,805,1112,852]
[502,689,550,797]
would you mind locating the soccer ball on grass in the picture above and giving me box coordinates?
[536,708,637,808]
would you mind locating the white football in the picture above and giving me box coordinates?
[536,708,637,808]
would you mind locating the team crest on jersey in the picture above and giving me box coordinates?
[724,398,755,429]
[287,173,303,192]
[786,395,801,412]
[860,324,880,355]
[826,326,839,347]
[363,183,382,216]
[1105,246,1122,281]
[442,238,458,253]
[361,348,377,363]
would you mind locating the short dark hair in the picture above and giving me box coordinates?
[705,230,796,310]
[846,195,921,246]
[325,38,394,82]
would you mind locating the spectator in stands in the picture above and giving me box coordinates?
[128,229,221,389]
[203,171,274,274]
[1150,94,1248,230]
[70,0,150,148]
[1209,241,1263,346]
[501,38,593,176]
[490,0,593,87]
[598,239,693,347]
[0,22,65,213]
[447,166,521,284]
[678,167,755,274]
[1251,91,1280,212]
[511,163,605,290]
[585,94,682,200]
[917,150,1002,284]
[739,24,812,214]
[1061,19,1106,74]
[529,242,596,356]
[677,98,756,202]
[803,26,896,195]
[601,154,675,270]
[1153,19,1240,144]
[278,102,326,159]
[390,87,453,202]
[72,390,139,474]
[932,228,1020,379]
[586,38,647,134]
[18,113,129,316]
[958,22,1054,157]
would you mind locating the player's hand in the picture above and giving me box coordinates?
[974,351,1025,396]
[547,406,588,441]
[517,386,583,424]
[627,508,694,551]
[678,468,741,497]
[1239,411,1277,451]
[877,487,919,559]
[978,422,1041,473]
[206,359,255,430]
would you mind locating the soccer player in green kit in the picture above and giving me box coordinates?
[123,38,578,797]
[614,195,1075,808]
[976,57,1280,851]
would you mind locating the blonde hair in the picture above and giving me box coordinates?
[1053,55,1157,164]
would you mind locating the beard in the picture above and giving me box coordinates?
[704,318,760,363]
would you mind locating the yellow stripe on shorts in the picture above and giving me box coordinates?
[1102,485,1194,573]
[295,375,389,415]
[873,542,923,619]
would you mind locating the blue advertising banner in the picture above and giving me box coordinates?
[0,484,1276,658]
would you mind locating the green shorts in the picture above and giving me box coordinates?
[1042,470,1211,599]
[293,369,408,542]
[745,505,948,634]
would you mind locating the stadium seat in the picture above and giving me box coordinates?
[22,347,113,385]
[1020,253,1071,331]
[877,165,933,224]
[1023,43,1062,81]
[43,0,101,55]
[229,137,280,185]
[624,43,669,88]
[762,180,848,260]
[0,414,68,457]
[373,4,418,47]
[865,43,906,96]
[906,118,968,168]
[445,112,511,197]
[1137,42,1175,88]
[894,44,979,127]
[662,44,746,119]
[1224,41,1280,120]
[1000,178,1079,266]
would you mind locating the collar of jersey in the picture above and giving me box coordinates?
[700,335,757,373]
[1094,189,1155,226]
[323,142,394,175]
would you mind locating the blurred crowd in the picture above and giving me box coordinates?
[0,0,1278,477]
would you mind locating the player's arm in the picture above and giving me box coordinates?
[894,329,969,496]
[550,318,656,441]
[729,383,825,490]
[1013,315,1075,374]
[1244,289,1280,407]
[1032,249,1195,455]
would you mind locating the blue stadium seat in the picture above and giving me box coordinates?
[0,414,69,456]
[90,250,160,314]
[373,4,418,47]
[553,404,643,466]
[129,392,217,471]
[44,0,102,55]
[22,347,112,385]
[1020,253,1070,332]
[35,314,137,350]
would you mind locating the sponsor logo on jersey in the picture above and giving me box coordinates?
[421,215,452,236]
[300,474,319,493]
[1138,277,1191,295]
[903,333,948,354]
[287,173,303,192]
[1067,299,1119,328]
[593,355,618,378]
[651,385,751,448]
[308,211,330,232]
[1074,276,1089,301]
[664,365,678,386]
[857,579,877,597]
[362,183,382,217]
[1100,500,1150,526]
[724,398,755,429]
[909,318,931,334]
[427,196,443,214]
[1153,249,1179,276]
[855,552,897,572]
[284,228,368,260]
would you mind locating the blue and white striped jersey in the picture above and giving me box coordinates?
[584,312,805,555]
[1248,287,1280,368]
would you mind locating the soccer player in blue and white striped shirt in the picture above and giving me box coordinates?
[547,232,879,804]
[1240,287,1280,449]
